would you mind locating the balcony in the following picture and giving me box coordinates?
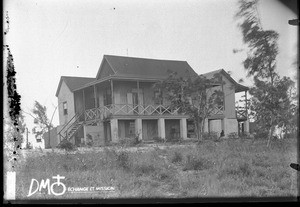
[84,104,181,122]
[84,104,225,122]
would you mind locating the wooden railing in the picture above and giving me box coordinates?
[84,104,225,122]
[211,105,224,115]
[85,104,181,121]
[236,109,247,120]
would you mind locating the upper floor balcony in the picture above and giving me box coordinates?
[84,103,225,122]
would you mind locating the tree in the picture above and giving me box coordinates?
[235,0,297,146]
[154,71,224,141]
[32,101,53,147]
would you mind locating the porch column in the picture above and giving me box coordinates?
[82,89,85,112]
[94,84,97,108]
[83,89,86,121]
[244,120,250,133]
[180,118,187,139]
[110,79,114,104]
[158,118,165,139]
[245,90,248,118]
[135,118,143,141]
[110,119,118,143]
[204,118,209,133]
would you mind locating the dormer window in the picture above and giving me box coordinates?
[63,102,68,115]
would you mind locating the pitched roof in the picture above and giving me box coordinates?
[96,55,198,80]
[55,76,95,97]
[202,69,249,92]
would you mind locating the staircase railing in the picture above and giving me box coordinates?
[58,110,85,142]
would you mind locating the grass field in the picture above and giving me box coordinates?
[13,137,298,200]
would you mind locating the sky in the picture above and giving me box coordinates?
[3,0,298,145]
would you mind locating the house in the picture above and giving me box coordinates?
[55,55,249,146]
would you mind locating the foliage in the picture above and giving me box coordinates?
[154,71,224,141]
[235,0,297,146]
[171,151,183,163]
[86,134,94,147]
[183,154,213,171]
[32,101,53,147]
[57,139,76,151]
[119,134,141,147]
[15,138,297,198]
[202,132,219,141]
[227,132,239,139]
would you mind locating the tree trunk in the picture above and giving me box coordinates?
[267,114,274,147]
[48,127,51,149]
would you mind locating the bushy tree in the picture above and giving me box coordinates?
[235,0,297,145]
[154,71,224,141]
[32,101,53,146]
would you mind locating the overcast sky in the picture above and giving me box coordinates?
[3,0,298,144]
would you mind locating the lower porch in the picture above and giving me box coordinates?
[69,116,250,146]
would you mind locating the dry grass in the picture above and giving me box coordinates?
[14,138,298,200]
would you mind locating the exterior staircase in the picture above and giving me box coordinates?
[57,110,102,147]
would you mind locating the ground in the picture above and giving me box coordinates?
[7,137,299,201]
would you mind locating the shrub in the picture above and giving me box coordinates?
[202,132,219,141]
[57,139,76,151]
[133,163,156,177]
[239,132,253,139]
[183,155,213,171]
[227,132,239,139]
[119,134,141,147]
[171,151,183,163]
[86,134,94,147]
[218,160,252,179]
[116,151,131,170]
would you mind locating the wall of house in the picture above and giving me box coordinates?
[58,81,75,125]
[142,119,158,140]
[209,119,222,134]
[224,118,238,136]
[118,120,135,138]
[84,123,105,146]
[222,77,236,119]
[43,127,59,149]
[165,119,180,140]
[112,80,171,107]
[84,86,95,110]
[113,81,138,105]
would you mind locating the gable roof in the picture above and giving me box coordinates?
[55,76,96,97]
[202,69,249,92]
[96,55,198,80]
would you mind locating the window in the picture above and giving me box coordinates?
[63,102,68,115]
[154,91,162,105]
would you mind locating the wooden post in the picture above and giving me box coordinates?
[83,89,86,121]
[137,80,140,113]
[221,76,225,111]
[245,90,248,119]
[110,79,114,105]
[94,84,97,108]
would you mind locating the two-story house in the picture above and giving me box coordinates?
[55,55,249,146]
